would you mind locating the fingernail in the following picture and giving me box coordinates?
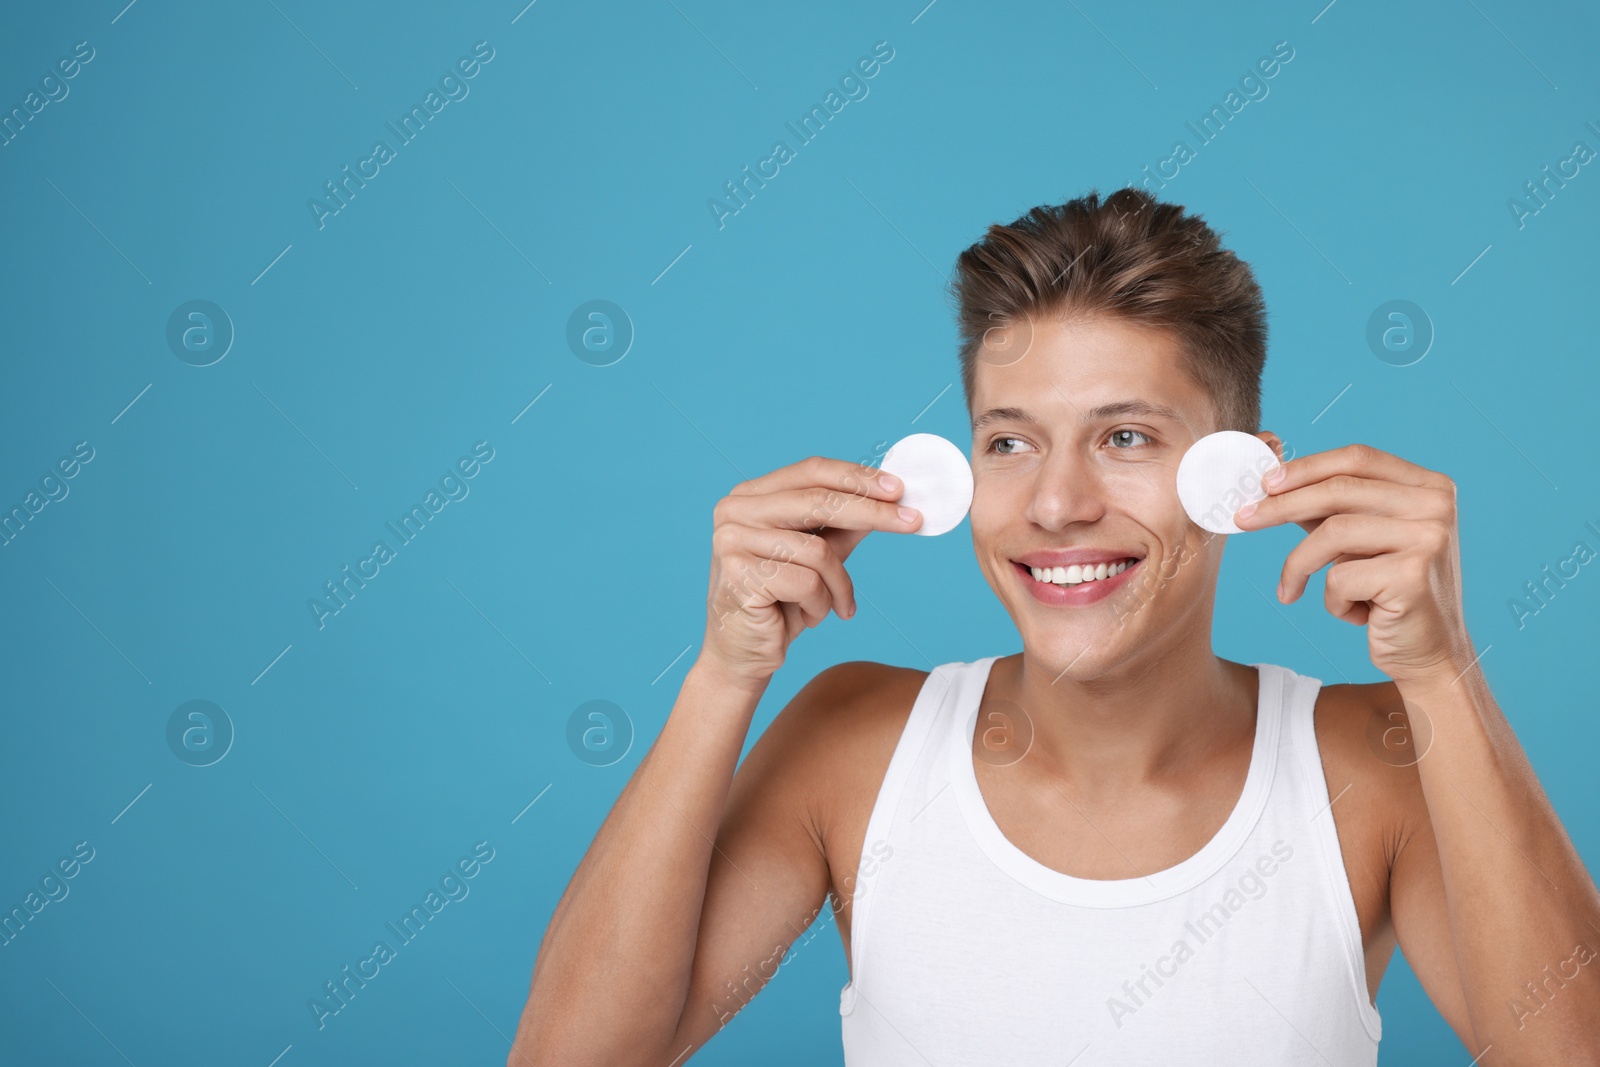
[898,506,920,524]
[1265,466,1286,487]
[1237,501,1257,520]
[878,473,900,492]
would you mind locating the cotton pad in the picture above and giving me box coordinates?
[880,433,973,537]
[1175,430,1282,534]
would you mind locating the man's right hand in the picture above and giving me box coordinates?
[701,456,923,683]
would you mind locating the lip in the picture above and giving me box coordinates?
[1014,548,1145,569]
[1012,558,1141,607]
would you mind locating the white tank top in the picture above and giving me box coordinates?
[839,655,1382,1065]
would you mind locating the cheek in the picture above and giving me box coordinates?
[1162,528,1221,582]
[967,475,1011,529]
[1116,461,1185,523]
[1159,507,1197,546]
[1100,467,1177,522]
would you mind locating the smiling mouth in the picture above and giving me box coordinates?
[1014,558,1140,587]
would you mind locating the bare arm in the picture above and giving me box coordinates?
[1389,669,1600,1063]
[506,655,760,1064]
[661,660,893,1056]
[507,455,918,1065]
[1235,442,1600,1062]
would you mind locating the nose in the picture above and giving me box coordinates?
[1023,447,1108,531]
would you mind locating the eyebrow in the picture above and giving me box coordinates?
[971,399,1188,433]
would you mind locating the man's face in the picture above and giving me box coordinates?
[968,312,1229,678]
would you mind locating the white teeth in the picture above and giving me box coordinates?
[1028,559,1132,586]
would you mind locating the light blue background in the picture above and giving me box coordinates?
[2,1,1596,1063]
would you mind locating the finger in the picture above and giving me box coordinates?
[781,600,808,641]
[1237,474,1451,532]
[711,548,815,622]
[1278,513,1416,602]
[715,552,827,624]
[734,557,833,626]
[728,455,905,503]
[821,510,924,565]
[717,483,922,538]
[1259,443,1447,499]
[716,523,856,618]
[1324,558,1391,626]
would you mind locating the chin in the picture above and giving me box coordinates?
[1018,621,1106,668]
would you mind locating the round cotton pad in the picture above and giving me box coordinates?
[879,433,974,537]
[1175,430,1282,535]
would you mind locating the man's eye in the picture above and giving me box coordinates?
[988,436,1032,455]
[1109,429,1153,449]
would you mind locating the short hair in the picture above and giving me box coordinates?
[949,187,1268,433]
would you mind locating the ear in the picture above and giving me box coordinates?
[1255,430,1285,465]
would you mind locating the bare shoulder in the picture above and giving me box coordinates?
[753,660,928,920]
[1309,677,1432,993]
[762,660,929,837]
[1311,679,1427,861]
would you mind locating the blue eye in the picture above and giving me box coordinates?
[1109,429,1152,449]
[988,436,1031,455]
[987,431,1153,454]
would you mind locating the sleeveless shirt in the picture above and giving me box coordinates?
[839,655,1382,1065]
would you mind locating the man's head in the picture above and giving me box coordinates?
[949,187,1277,679]
[952,187,1267,433]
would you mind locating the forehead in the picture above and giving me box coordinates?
[970,313,1213,431]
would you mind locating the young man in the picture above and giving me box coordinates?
[509,189,1600,1065]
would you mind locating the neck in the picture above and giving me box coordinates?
[999,636,1257,791]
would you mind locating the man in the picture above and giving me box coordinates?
[509,188,1600,1065]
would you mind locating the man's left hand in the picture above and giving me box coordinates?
[1233,443,1475,685]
